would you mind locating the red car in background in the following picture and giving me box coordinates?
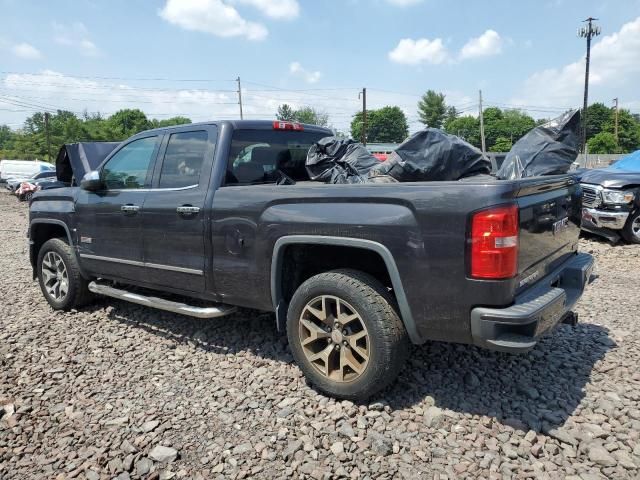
[366,143,398,161]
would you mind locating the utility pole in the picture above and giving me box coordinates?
[44,112,52,161]
[478,90,486,154]
[359,88,367,145]
[236,76,244,120]
[613,97,619,143]
[578,17,601,153]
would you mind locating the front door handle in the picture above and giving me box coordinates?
[121,204,140,213]
[176,205,200,215]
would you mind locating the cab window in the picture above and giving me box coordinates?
[225,130,329,185]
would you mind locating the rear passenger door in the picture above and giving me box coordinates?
[140,126,217,292]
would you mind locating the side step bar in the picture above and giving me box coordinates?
[88,281,237,319]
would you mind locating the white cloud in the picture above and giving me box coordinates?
[289,62,321,84]
[388,38,449,65]
[53,22,100,56]
[459,29,503,59]
[159,0,268,41]
[231,0,299,19]
[512,16,640,108]
[12,43,42,60]
[385,0,423,6]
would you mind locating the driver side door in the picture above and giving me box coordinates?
[76,134,161,283]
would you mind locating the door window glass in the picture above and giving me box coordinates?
[159,131,208,188]
[102,136,158,189]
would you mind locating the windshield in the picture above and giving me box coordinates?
[609,151,640,172]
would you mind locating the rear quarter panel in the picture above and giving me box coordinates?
[211,180,525,344]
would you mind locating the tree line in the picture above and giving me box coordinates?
[0,109,191,161]
[2,94,639,161]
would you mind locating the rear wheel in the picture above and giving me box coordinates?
[621,210,640,244]
[287,269,409,400]
[37,238,93,310]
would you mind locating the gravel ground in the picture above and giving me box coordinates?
[1,190,639,480]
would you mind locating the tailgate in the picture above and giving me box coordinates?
[515,176,581,292]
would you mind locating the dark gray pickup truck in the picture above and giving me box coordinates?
[28,120,594,399]
[580,153,640,244]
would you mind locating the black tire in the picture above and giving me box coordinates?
[621,209,640,244]
[37,238,94,310]
[287,269,409,401]
[24,191,34,201]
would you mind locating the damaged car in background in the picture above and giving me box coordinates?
[17,142,120,201]
[580,150,640,244]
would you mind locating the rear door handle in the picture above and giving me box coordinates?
[176,205,200,215]
[121,204,140,213]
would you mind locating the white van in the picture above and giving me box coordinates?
[0,160,55,183]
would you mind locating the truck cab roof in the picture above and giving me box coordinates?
[137,120,333,138]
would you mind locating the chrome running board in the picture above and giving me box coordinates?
[88,281,236,319]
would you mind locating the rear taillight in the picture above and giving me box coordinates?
[469,204,519,279]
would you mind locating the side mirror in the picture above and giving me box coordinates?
[80,171,103,191]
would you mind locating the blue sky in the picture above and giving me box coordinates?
[1,0,640,132]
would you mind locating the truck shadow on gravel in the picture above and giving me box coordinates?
[100,300,614,433]
[391,323,615,432]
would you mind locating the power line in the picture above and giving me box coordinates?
[1,71,237,83]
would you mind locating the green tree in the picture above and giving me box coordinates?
[444,115,480,147]
[0,125,15,149]
[351,106,409,143]
[152,116,192,128]
[585,103,612,140]
[493,137,512,152]
[480,107,504,148]
[293,106,329,127]
[417,90,446,128]
[276,104,296,121]
[603,109,640,153]
[107,109,151,139]
[443,106,458,129]
[587,132,619,154]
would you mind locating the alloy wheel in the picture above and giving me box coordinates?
[298,295,370,382]
[41,251,69,301]
[632,215,640,239]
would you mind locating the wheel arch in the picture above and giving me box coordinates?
[270,235,421,343]
[29,219,80,278]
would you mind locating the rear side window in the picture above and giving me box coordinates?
[102,136,158,190]
[225,130,330,185]
[158,131,208,188]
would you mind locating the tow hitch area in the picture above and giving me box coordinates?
[562,311,579,326]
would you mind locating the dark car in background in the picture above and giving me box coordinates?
[6,170,57,192]
[580,151,640,244]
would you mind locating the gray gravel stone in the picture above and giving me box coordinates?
[588,445,617,467]
[0,194,638,479]
[149,446,178,463]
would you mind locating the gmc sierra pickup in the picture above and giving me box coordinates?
[29,120,594,400]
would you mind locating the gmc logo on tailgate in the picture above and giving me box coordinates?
[552,217,570,235]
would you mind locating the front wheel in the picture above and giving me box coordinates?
[37,238,93,310]
[287,269,409,400]
[621,210,640,244]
